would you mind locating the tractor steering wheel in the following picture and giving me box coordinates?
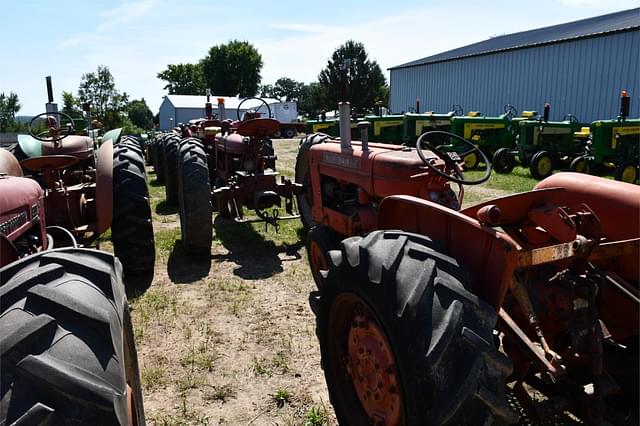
[451,104,464,116]
[563,114,579,124]
[416,131,491,185]
[237,97,272,121]
[28,111,75,142]
[503,104,518,119]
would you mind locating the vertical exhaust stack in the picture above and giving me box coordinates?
[45,76,58,114]
[217,98,226,121]
[358,121,371,152]
[339,102,352,150]
[620,90,630,121]
[543,103,550,123]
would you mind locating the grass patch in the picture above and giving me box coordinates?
[272,388,292,408]
[141,365,167,392]
[304,406,328,426]
[155,228,181,259]
[466,166,539,193]
[207,384,235,403]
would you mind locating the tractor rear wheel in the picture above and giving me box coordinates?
[284,127,296,139]
[0,249,144,425]
[306,225,338,292]
[163,136,181,206]
[155,136,167,185]
[112,143,155,283]
[614,160,639,184]
[295,133,330,229]
[177,138,212,254]
[492,148,515,174]
[318,230,517,426]
[569,156,590,174]
[529,150,553,180]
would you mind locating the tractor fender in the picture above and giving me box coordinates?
[17,134,43,158]
[0,148,23,177]
[95,140,113,234]
[102,128,123,146]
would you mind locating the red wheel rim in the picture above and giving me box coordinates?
[309,240,328,283]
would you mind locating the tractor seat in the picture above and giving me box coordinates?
[41,136,94,160]
[20,155,79,172]
[237,118,280,138]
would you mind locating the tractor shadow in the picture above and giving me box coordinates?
[124,270,155,298]
[167,240,212,284]
[212,216,304,281]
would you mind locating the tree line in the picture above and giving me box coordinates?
[1,66,154,134]
[157,39,389,117]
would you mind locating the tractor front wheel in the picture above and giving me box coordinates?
[163,135,181,206]
[492,148,515,174]
[284,127,296,139]
[318,230,517,426]
[614,160,639,184]
[569,156,590,174]
[177,138,212,254]
[295,133,330,229]
[112,142,156,283]
[306,225,338,292]
[529,150,554,180]
[0,249,145,425]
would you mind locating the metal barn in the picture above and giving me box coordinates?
[389,8,640,122]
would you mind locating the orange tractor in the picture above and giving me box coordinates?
[7,77,155,290]
[296,102,639,424]
[175,96,301,254]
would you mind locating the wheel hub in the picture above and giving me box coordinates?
[346,312,402,425]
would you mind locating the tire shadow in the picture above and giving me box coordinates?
[155,200,177,215]
[212,215,304,280]
[167,239,212,284]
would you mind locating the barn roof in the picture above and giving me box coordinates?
[164,95,280,110]
[390,7,639,70]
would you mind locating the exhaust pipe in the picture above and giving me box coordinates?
[358,121,371,152]
[339,102,352,150]
[217,98,226,121]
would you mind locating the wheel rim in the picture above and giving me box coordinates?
[575,160,588,173]
[464,152,477,169]
[330,293,403,425]
[126,384,139,426]
[309,240,328,286]
[621,165,637,183]
[537,156,552,176]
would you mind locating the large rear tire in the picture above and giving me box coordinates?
[529,150,553,180]
[163,135,181,206]
[492,148,516,174]
[177,138,212,254]
[0,248,145,425]
[112,143,156,284]
[295,133,330,230]
[306,225,339,292]
[614,160,639,184]
[318,230,517,425]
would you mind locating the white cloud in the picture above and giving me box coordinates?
[59,34,113,49]
[98,0,155,32]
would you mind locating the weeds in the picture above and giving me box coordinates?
[272,388,292,408]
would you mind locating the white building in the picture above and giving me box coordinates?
[158,95,298,130]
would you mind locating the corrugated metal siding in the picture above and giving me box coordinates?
[390,31,640,122]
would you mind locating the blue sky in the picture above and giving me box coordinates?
[1,0,637,115]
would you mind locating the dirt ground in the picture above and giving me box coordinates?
[132,139,336,425]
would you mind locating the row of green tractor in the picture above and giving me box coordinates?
[307,92,639,183]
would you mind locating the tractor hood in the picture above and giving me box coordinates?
[18,134,94,160]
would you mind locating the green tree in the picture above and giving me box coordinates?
[157,63,205,95]
[126,98,153,129]
[259,84,276,98]
[318,40,388,113]
[200,40,263,97]
[298,83,326,117]
[273,77,304,102]
[77,65,128,129]
[0,92,21,132]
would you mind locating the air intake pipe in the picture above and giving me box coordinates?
[358,121,371,152]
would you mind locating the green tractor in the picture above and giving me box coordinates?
[492,103,586,179]
[570,91,639,183]
[402,104,464,146]
[448,104,532,169]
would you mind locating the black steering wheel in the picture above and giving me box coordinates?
[416,130,491,185]
[563,114,580,124]
[451,104,464,116]
[29,111,75,142]
[503,104,518,119]
[237,97,272,121]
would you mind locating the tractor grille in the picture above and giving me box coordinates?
[0,211,28,236]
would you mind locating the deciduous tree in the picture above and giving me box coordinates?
[157,63,205,95]
[0,92,21,132]
[200,40,263,97]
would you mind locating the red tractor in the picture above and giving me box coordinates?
[175,96,301,254]
[296,103,639,425]
[0,148,145,424]
[9,77,155,289]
